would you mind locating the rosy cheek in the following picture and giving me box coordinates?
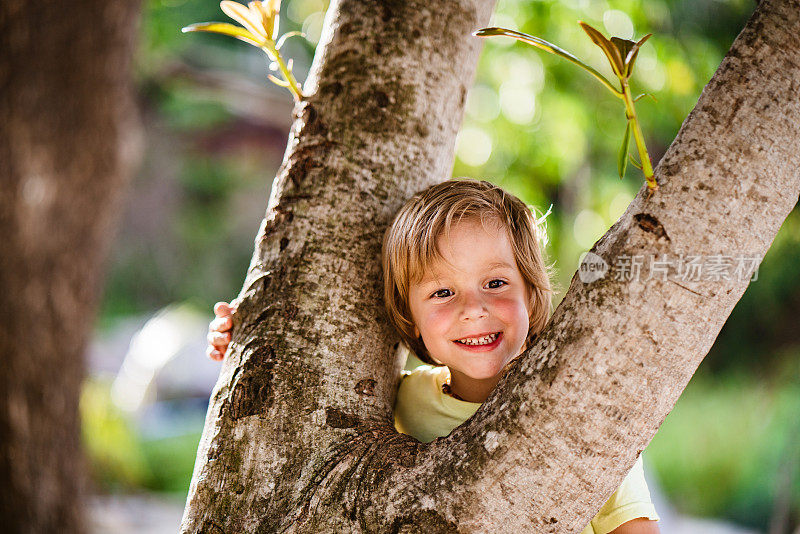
[425,305,453,334]
[492,295,528,319]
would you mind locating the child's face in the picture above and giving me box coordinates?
[407,217,531,401]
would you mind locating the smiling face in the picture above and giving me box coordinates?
[407,217,532,402]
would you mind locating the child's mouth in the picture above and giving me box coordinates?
[453,332,502,349]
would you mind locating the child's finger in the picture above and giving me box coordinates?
[214,301,235,317]
[208,331,231,349]
[209,316,233,333]
[206,346,224,361]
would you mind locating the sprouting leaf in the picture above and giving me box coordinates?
[183,0,303,101]
[578,21,625,78]
[475,20,658,193]
[610,37,636,63]
[474,27,622,97]
[628,153,643,170]
[619,33,652,77]
[268,73,290,87]
[220,0,270,42]
[249,0,281,40]
[181,22,263,47]
[276,31,305,50]
[618,120,631,179]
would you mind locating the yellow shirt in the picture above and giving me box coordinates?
[394,365,660,534]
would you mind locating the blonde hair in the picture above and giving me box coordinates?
[382,179,552,365]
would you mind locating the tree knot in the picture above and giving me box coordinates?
[633,213,670,241]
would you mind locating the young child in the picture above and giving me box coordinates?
[207,179,660,534]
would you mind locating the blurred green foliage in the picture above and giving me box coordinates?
[81,380,153,491]
[92,0,800,529]
[81,379,204,494]
[457,0,757,284]
[648,356,800,529]
[706,206,800,373]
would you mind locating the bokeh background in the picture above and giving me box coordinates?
[85,0,800,531]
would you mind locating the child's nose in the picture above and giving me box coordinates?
[459,291,489,321]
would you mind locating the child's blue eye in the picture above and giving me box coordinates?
[487,279,506,289]
[432,289,452,299]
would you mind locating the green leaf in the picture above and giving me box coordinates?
[629,153,643,170]
[618,120,631,179]
[474,27,622,97]
[620,33,652,77]
[610,37,636,63]
[578,21,625,78]
[181,22,264,47]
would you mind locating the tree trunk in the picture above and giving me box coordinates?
[181,0,800,532]
[0,1,143,532]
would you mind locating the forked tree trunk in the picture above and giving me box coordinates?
[0,1,142,532]
[181,0,800,532]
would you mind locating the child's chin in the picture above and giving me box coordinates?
[475,358,520,379]
[464,366,505,381]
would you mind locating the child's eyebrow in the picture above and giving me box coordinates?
[487,261,515,270]
[417,275,445,287]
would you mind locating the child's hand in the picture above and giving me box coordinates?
[206,301,235,361]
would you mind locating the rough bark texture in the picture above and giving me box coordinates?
[0,1,143,532]
[181,0,495,531]
[182,0,800,532]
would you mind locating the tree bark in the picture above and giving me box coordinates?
[0,1,143,532]
[181,0,800,532]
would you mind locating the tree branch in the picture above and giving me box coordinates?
[182,0,800,531]
[181,0,495,531]
[380,0,800,531]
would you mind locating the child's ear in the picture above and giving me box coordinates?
[413,326,420,338]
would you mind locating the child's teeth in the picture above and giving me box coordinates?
[459,333,497,345]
